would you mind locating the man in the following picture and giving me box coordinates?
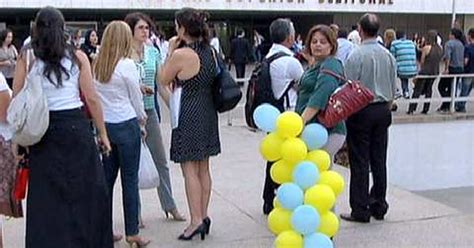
[438,28,465,112]
[335,28,355,66]
[341,13,397,223]
[262,18,304,214]
[456,28,474,112]
[390,30,418,99]
[230,29,252,82]
[348,25,361,45]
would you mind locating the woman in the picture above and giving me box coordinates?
[0,29,18,89]
[124,12,185,223]
[296,25,346,163]
[80,29,100,63]
[12,7,113,248]
[407,30,443,114]
[159,7,220,241]
[384,29,396,50]
[94,20,150,247]
[0,72,22,219]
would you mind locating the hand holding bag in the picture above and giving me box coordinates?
[317,69,375,128]
[138,141,160,190]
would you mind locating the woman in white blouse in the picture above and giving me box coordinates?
[93,21,149,247]
[0,72,22,218]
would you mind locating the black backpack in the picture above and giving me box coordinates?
[244,52,291,128]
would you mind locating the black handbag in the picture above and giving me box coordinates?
[211,48,242,113]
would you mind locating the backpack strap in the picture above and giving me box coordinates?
[265,51,289,64]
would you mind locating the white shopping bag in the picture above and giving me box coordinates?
[169,87,182,129]
[138,142,160,189]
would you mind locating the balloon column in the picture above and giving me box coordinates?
[253,104,345,248]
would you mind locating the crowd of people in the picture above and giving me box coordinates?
[0,5,473,248]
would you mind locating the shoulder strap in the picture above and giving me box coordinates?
[320,69,347,82]
[265,52,289,64]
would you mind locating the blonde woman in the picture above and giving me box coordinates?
[93,21,149,247]
[384,29,396,49]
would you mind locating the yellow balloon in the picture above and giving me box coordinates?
[270,160,294,184]
[318,211,340,237]
[275,230,303,248]
[319,171,345,196]
[304,184,336,214]
[268,208,293,235]
[280,138,308,164]
[260,133,285,162]
[306,149,331,172]
[273,197,282,209]
[276,111,304,138]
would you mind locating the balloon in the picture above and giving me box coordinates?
[260,133,285,162]
[268,208,292,235]
[306,149,331,172]
[318,211,340,238]
[275,230,303,248]
[280,138,308,164]
[277,183,304,210]
[273,197,282,209]
[276,111,304,138]
[301,123,329,150]
[271,160,294,184]
[304,233,333,248]
[319,171,345,196]
[253,104,281,132]
[291,205,321,235]
[293,161,320,190]
[304,184,336,214]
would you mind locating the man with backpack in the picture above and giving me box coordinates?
[254,18,304,215]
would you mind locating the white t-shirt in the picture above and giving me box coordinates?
[210,37,221,54]
[94,58,146,124]
[266,44,304,109]
[0,73,13,140]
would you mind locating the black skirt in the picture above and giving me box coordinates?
[26,109,113,248]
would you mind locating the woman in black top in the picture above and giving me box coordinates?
[80,29,99,63]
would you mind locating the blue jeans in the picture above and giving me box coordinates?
[456,77,473,111]
[400,77,410,97]
[102,118,141,236]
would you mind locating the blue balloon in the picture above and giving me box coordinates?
[304,233,334,248]
[293,161,320,190]
[291,205,320,235]
[277,183,304,210]
[301,123,329,150]
[252,104,281,132]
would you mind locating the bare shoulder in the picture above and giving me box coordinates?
[173,47,198,60]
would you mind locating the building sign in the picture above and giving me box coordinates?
[0,0,473,14]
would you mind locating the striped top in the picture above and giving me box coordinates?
[136,45,162,110]
[390,38,418,77]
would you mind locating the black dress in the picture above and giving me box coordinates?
[26,109,113,248]
[171,42,221,163]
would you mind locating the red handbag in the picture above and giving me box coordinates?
[14,158,29,201]
[317,69,375,128]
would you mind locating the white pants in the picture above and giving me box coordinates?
[323,133,346,167]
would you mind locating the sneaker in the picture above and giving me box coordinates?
[403,92,410,99]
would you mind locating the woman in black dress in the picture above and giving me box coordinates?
[159,7,220,241]
[12,7,113,248]
[80,29,100,64]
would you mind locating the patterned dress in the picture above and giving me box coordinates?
[171,42,221,163]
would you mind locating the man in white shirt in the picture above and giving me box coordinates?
[336,28,355,66]
[263,18,304,214]
[348,25,361,45]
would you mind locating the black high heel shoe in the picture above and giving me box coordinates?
[178,223,206,241]
[203,217,211,235]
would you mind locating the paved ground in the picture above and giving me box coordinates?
[3,118,473,248]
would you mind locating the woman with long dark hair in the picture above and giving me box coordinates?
[12,7,113,248]
[159,7,220,241]
[80,29,100,63]
[0,28,18,89]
